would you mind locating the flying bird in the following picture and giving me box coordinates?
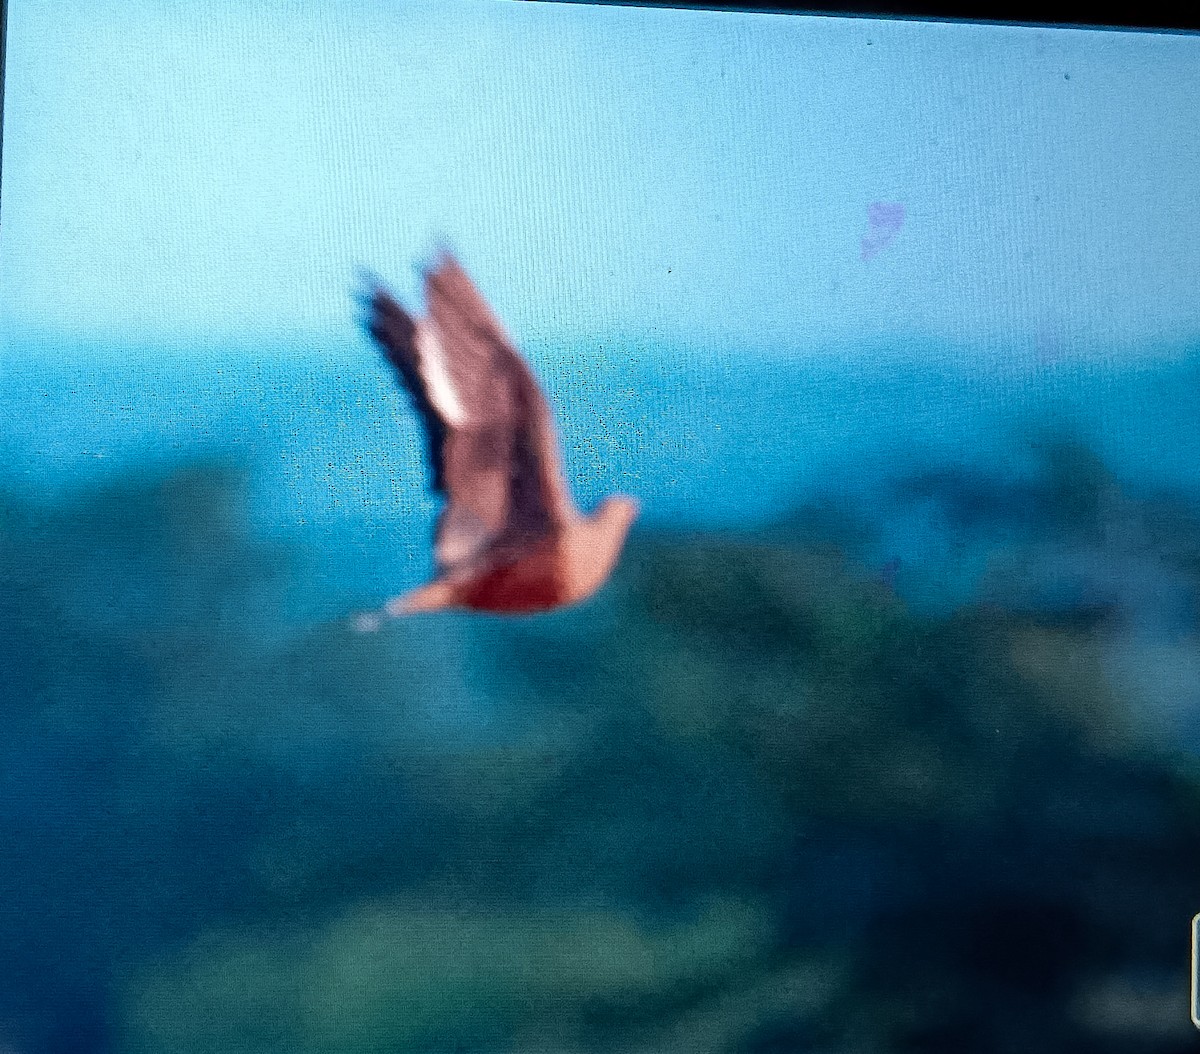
[355,254,639,628]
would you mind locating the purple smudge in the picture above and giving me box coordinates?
[861,201,905,261]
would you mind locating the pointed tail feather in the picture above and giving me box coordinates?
[351,581,457,631]
[387,580,457,615]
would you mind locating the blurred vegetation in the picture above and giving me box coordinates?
[2,438,1200,1052]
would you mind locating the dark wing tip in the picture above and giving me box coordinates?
[356,270,449,496]
[354,273,413,354]
[352,269,390,330]
[368,304,419,381]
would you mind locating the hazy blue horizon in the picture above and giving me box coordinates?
[5,334,1199,626]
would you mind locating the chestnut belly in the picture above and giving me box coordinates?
[458,551,567,613]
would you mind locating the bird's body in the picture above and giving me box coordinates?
[358,254,638,625]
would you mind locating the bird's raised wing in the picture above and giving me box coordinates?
[367,254,572,572]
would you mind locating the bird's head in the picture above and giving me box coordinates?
[596,494,640,537]
[561,494,639,604]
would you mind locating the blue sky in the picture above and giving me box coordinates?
[1,0,1199,355]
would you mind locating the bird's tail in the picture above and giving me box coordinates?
[388,580,457,615]
[352,581,457,632]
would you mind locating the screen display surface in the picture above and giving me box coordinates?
[2,2,1199,1051]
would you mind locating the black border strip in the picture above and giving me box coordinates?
[533,0,1200,31]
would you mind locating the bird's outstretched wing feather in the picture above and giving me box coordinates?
[367,288,448,492]
[367,254,571,573]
